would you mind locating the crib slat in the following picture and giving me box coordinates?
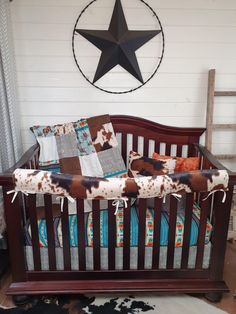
[187,144,195,157]
[210,189,233,281]
[31,158,36,170]
[92,200,101,270]
[61,199,71,271]
[29,160,33,169]
[165,143,171,156]
[167,196,178,269]
[138,199,147,270]
[152,198,163,269]
[3,189,27,282]
[44,195,56,271]
[155,141,160,154]
[123,200,131,270]
[144,138,149,157]
[34,155,38,169]
[133,135,138,152]
[176,145,182,157]
[22,194,28,225]
[195,194,210,269]
[108,200,116,270]
[28,194,41,271]
[77,199,86,271]
[181,194,194,269]
[122,133,127,166]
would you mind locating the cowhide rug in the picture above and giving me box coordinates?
[0,294,227,314]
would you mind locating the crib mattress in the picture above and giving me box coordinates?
[24,203,212,248]
[25,243,212,271]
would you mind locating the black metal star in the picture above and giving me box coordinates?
[75,0,161,83]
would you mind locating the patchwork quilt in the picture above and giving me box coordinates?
[31,115,127,178]
[24,204,212,248]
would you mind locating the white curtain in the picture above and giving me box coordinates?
[0,0,22,246]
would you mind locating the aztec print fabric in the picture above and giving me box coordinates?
[24,204,212,248]
[152,152,200,173]
[30,115,127,178]
[13,168,229,200]
[128,151,176,177]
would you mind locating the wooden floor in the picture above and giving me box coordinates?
[0,242,236,312]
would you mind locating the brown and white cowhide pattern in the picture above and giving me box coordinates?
[0,294,226,313]
[128,151,176,177]
[87,114,117,152]
[12,168,229,200]
[0,295,156,313]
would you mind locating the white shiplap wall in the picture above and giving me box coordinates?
[10,0,236,169]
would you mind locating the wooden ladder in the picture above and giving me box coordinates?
[206,69,236,241]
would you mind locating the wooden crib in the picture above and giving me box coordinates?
[0,115,235,302]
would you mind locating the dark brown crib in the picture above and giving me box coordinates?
[0,115,234,302]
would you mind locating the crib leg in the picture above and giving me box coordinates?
[12,295,36,307]
[205,292,222,303]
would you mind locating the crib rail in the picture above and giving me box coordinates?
[2,190,233,295]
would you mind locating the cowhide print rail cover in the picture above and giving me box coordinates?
[12,168,229,200]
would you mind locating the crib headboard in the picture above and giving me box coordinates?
[110,115,206,165]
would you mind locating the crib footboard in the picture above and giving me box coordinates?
[2,184,233,296]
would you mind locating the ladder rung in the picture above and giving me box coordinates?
[213,124,236,129]
[215,154,236,160]
[214,91,236,97]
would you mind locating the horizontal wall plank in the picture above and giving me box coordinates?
[18,100,236,118]
[17,86,206,103]
[19,101,206,120]
[212,131,236,145]
[16,72,236,90]
[14,57,158,74]
[213,115,236,124]
[15,56,236,74]
[16,72,209,88]
[212,144,236,156]
[214,102,236,116]
[14,40,236,59]
[12,23,236,44]
[11,6,236,27]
